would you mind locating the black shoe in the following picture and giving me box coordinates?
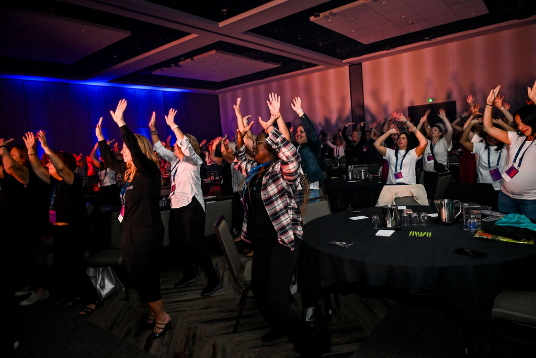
[146,318,172,341]
[174,276,198,289]
[261,330,286,343]
[140,314,156,331]
[200,280,221,296]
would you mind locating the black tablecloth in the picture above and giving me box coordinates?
[323,177,383,211]
[303,206,536,322]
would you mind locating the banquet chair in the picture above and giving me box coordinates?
[433,171,452,200]
[213,215,253,333]
[84,211,129,300]
[491,291,536,356]
[376,184,429,206]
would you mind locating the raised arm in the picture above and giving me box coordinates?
[209,137,224,166]
[96,116,126,174]
[460,119,480,152]
[0,138,30,185]
[416,112,432,137]
[373,127,398,157]
[89,141,102,168]
[527,80,536,105]
[37,130,75,185]
[483,86,510,145]
[437,109,454,144]
[148,111,160,145]
[23,132,50,183]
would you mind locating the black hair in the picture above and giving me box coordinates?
[514,105,536,137]
[482,124,505,151]
[394,131,416,160]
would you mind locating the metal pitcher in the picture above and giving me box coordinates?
[433,199,462,223]
[381,205,400,228]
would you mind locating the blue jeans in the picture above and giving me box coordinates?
[295,189,320,204]
[498,191,536,220]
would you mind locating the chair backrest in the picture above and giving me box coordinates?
[367,162,382,176]
[434,172,452,200]
[204,195,233,236]
[394,196,421,206]
[213,215,243,285]
[302,197,332,224]
[110,212,123,249]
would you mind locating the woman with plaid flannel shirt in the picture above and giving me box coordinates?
[233,95,317,356]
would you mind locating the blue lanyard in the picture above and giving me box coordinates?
[170,161,179,185]
[395,150,409,172]
[49,183,61,210]
[119,182,131,207]
[512,138,535,168]
[487,147,502,169]
[241,161,270,197]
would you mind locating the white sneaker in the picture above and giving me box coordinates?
[15,285,31,297]
[19,290,49,306]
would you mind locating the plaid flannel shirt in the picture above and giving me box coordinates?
[234,127,303,250]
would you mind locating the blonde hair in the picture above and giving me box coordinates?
[124,134,160,182]
[184,134,201,156]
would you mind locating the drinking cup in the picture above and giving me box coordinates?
[371,215,380,229]
[411,212,419,226]
[401,212,410,227]
[419,212,428,226]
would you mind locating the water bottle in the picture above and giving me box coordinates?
[467,213,478,234]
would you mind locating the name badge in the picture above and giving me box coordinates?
[49,210,57,224]
[501,165,519,182]
[394,171,404,183]
[489,168,502,181]
[118,206,125,223]
[426,155,434,162]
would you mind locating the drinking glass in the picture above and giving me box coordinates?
[419,212,428,226]
[401,212,410,227]
[371,215,380,229]
[411,212,419,226]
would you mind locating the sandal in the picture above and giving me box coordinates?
[146,317,172,341]
[78,301,102,316]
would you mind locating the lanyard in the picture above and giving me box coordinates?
[170,161,179,185]
[487,147,502,169]
[512,138,535,168]
[119,182,131,207]
[395,150,409,172]
[49,183,61,210]
[241,161,270,198]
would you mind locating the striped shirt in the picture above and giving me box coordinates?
[234,128,303,250]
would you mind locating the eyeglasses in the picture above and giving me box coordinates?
[255,141,265,146]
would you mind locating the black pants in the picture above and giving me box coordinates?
[423,170,438,199]
[122,223,164,303]
[251,241,302,336]
[169,197,217,281]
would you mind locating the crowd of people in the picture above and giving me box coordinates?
[1,81,536,356]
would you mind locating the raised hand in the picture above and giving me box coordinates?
[22,132,36,151]
[528,80,536,104]
[36,130,49,150]
[110,99,127,125]
[503,101,511,111]
[291,97,302,113]
[493,94,504,108]
[470,104,482,116]
[466,94,474,107]
[438,109,448,119]
[0,138,14,147]
[200,139,207,147]
[242,115,252,126]
[388,127,400,135]
[96,117,104,141]
[233,98,243,119]
[165,108,177,127]
[148,111,156,130]
[258,115,277,132]
[391,112,407,122]
[486,85,501,105]
[267,92,281,115]
[358,122,365,128]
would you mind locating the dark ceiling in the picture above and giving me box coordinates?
[1,0,535,93]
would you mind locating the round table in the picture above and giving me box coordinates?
[302,206,536,321]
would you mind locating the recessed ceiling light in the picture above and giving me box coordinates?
[401,15,405,19]
[408,21,414,24]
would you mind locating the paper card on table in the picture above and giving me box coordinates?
[428,213,438,217]
[397,206,407,209]
[376,230,395,237]
[349,216,368,220]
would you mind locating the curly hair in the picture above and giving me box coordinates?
[124,134,160,182]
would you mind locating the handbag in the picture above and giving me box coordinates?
[86,266,125,300]
[430,145,449,173]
